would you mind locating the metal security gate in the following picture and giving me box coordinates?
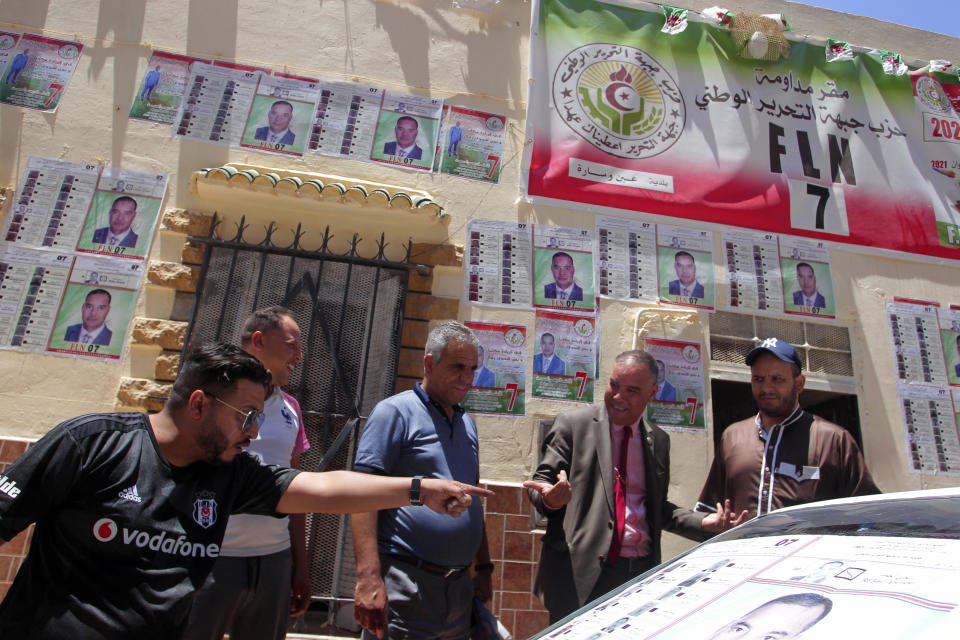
[182,216,411,611]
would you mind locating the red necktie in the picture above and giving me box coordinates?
[607,425,631,565]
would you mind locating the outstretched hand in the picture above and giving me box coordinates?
[523,469,572,509]
[701,499,749,533]
[421,479,495,517]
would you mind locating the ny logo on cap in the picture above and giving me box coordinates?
[760,338,779,349]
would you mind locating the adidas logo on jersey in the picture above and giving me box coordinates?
[119,485,142,503]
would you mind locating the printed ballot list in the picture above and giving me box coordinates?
[541,534,960,639]
[887,298,960,475]
[464,220,533,308]
[0,157,167,360]
[3,157,168,260]
[0,246,143,360]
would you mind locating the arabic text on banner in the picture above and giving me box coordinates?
[525,0,960,260]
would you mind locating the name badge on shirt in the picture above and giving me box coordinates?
[775,461,820,481]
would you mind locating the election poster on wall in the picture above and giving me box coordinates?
[0,32,21,75]
[464,219,534,308]
[532,310,597,404]
[0,33,83,112]
[643,336,706,431]
[437,105,508,183]
[0,246,143,361]
[3,157,169,261]
[533,224,596,313]
[524,0,960,260]
[463,321,528,416]
[129,50,211,125]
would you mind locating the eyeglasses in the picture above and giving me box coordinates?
[203,392,264,434]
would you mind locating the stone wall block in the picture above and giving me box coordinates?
[410,243,462,268]
[130,318,188,350]
[116,378,172,412]
[154,351,181,382]
[161,208,214,236]
[404,293,458,321]
[147,261,199,292]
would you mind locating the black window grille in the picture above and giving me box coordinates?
[182,215,412,611]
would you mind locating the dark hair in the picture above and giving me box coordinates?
[614,350,658,379]
[749,593,833,631]
[540,332,555,343]
[796,262,815,273]
[674,250,694,262]
[111,195,138,211]
[551,251,574,264]
[396,115,418,129]
[271,100,293,111]
[167,342,271,410]
[240,306,293,347]
[85,288,112,304]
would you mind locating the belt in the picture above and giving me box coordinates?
[388,553,469,579]
[609,555,654,574]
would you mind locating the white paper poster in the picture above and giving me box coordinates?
[595,215,659,302]
[464,219,533,308]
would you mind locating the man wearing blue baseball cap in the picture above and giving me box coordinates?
[694,337,879,524]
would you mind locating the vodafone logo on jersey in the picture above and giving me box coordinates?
[91,517,220,558]
[93,517,118,542]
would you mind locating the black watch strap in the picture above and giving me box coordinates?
[410,476,424,506]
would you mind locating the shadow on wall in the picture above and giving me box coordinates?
[373,1,527,105]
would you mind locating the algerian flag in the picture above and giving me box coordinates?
[661,6,689,34]
[701,6,733,26]
[825,39,854,62]
[763,13,792,31]
[877,49,908,76]
[930,59,954,73]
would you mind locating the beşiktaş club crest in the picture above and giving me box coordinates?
[192,490,218,529]
[552,44,685,159]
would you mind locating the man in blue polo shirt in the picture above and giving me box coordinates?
[352,321,492,639]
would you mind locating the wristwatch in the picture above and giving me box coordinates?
[410,476,424,506]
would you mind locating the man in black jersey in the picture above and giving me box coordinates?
[0,343,490,639]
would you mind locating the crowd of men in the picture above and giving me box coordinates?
[0,311,878,638]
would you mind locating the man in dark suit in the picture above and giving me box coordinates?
[472,345,496,388]
[791,263,826,308]
[254,100,296,146]
[525,351,735,622]
[382,115,423,159]
[533,333,565,375]
[653,359,677,402]
[92,196,139,248]
[543,252,583,301]
[667,251,704,298]
[64,288,113,346]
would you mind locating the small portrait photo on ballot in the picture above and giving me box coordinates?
[241,96,311,155]
[370,112,438,169]
[76,192,161,259]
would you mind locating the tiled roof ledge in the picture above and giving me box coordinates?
[191,164,447,221]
